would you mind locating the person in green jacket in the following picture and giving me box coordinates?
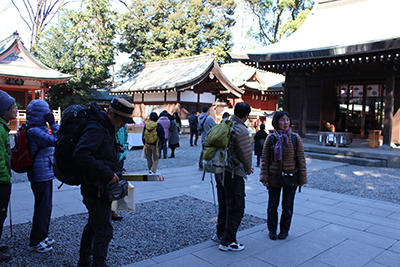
[0,90,17,263]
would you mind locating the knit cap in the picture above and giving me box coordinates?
[0,90,15,116]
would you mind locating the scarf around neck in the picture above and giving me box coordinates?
[273,128,291,161]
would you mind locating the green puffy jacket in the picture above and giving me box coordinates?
[0,117,11,184]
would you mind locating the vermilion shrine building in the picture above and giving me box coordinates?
[0,32,72,131]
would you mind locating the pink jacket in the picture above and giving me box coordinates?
[158,116,170,140]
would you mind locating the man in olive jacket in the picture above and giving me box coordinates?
[75,98,134,267]
[0,90,17,262]
[214,102,253,252]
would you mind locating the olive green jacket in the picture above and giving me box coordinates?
[0,117,11,184]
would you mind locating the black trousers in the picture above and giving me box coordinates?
[267,186,297,234]
[189,128,198,146]
[216,171,245,246]
[0,182,11,240]
[78,195,112,267]
[30,180,53,246]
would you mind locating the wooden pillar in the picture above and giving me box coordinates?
[382,66,395,147]
[298,73,308,138]
[361,84,367,138]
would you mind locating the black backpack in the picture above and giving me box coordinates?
[53,105,90,187]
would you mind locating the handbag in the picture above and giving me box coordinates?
[99,179,128,202]
[111,182,135,211]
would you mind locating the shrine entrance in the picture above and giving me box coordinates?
[336,83,385,138]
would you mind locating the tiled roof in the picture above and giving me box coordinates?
[111,53,243,97]
[0,32,73,82]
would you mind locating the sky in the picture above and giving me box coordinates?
[0,0,258,69]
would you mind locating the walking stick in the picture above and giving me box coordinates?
[8,197,12,237]
[210,174,217,214]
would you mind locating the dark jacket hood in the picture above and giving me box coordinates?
[88,101,114,134]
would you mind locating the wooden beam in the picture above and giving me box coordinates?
[383,65,395,147]
[298,73,308,138]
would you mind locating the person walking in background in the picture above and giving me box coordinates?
[188,110,198,146]
[158,111,171,159]
[112,124,129,221]
[213,102,253,252]
[0,91,17,262]
[254,124,267,167]
[259,111,307,240]
[173,111,182,134]
[75,98,134,267]
[197,105,215,170]
[142,112,165,173]
[26,100,59,253]
[168,115,180,158]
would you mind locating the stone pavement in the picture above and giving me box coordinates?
[6,157,400,267]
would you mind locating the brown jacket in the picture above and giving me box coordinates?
[259,133,307,187]
[227,115,252,176]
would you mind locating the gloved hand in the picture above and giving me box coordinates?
[44,112,56,125]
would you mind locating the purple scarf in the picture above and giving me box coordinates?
[273,129,291,161]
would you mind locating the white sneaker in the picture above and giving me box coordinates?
[149,170,154,174]
[43,237,55,246]
[219,242,244,252]
[28,241,52,253]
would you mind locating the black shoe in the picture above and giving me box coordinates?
[269,232,277,240]
[195,144,197,146]
[0,246,8,253]
[0,253,12,263]
[278,232,288,240]
[190,145,193,147]
[169,155,175,158]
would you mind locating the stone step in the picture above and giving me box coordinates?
[305,152,384,167]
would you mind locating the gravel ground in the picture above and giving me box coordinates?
[1,195,266,267]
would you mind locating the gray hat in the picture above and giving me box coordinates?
[110,97,134,123]
[0,90,15,116]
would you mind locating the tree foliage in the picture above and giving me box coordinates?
[11,0,71,50]
[118,0,236,78]
[244,0,314,45]
[34,0,117,109]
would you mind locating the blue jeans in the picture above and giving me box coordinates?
[216,171,245,246]
[267,186,297,234]
[30,180,53,246]
[78,196,112,267]
[189,128,198,146]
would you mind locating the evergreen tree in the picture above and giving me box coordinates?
[34,0,117,109]
[118,0,236,78]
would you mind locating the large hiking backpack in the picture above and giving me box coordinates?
[11,124,41,173]
[144,121,158,144]
[53,105,90,187]
[202,119,246,182]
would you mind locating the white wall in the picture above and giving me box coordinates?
[200,92,215,103]
[180,91,197,102]
[144,92,164,102]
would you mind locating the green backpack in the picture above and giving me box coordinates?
[144,121,159,144]
[202,119,247,183]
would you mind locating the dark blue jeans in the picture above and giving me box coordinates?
[267,186,297,234]
[189,128,198,146]
[216,171,245,246]
[0,182,11,240]
[158,142,167,158]
[78,195,112,267]
[30,180,53,246]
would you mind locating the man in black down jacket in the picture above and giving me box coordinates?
[74,98,134,267]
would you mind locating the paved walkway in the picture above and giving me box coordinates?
[6,158,400,267]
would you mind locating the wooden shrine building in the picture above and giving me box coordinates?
[0,31,72,108]
[110,53,243,120]
[231,0,400,147]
